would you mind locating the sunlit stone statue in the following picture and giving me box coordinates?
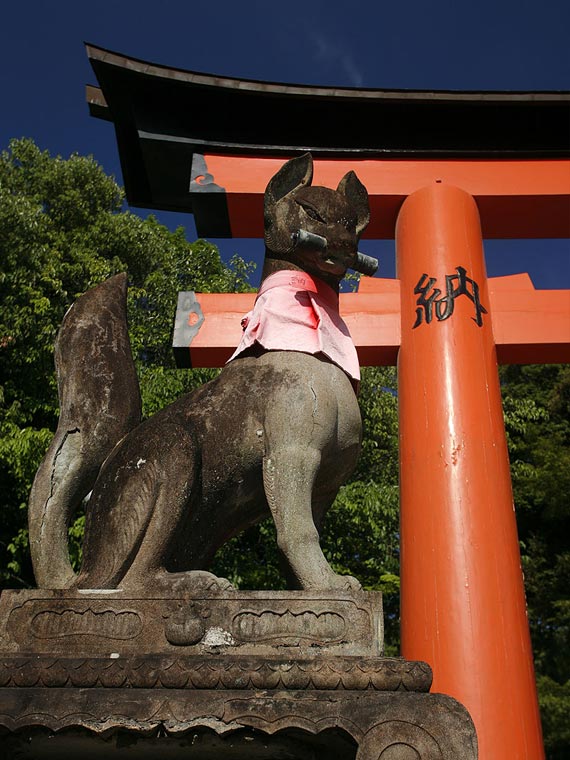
[28,153,373,594]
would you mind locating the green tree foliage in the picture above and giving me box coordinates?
[0,138,252,586]
[501,364,570,759]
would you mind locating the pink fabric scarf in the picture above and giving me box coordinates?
[227,270,360,383]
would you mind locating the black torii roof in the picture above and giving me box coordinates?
[86,43,570,215]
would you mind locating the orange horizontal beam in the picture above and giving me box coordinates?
[179,274,569,368]
[194,155,570,239]
[358,273,570,365]
[179,282,400,368]
[490,273,570,363]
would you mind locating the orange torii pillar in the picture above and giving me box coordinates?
[396,183,544,759]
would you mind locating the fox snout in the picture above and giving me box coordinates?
[291,229,378,277]
[263,153,372,283]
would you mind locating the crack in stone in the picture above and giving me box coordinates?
[40,427,80,542]
[309,382,318,442]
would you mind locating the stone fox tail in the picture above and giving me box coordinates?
[28,273,142,588]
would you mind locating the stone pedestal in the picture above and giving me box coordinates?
[0,589,477,758]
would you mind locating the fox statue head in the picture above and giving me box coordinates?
[262,153,372,290]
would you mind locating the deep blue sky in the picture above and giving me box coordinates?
[1,0,569,288]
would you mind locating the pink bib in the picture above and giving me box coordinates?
[227,270,360,383]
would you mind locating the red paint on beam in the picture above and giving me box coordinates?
[182,275,569,368]
[182,281,401,369]
[489,273,570,364]
[359,273,570,365]
[195,154,570,238]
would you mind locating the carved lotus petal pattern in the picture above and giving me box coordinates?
[42,660,70,687]
[332,664,360,690]
[128,660,160,688]
[402,661,432,691]
[159,661,190,689]
[369,661,403,691]
[70,660,101,688]
[250,662,281,689]
[98,663,128,689]
[187,663,219,690]
[311,663,342,690]
[279,665,312,690]
[0,655,434,693]
[219,664,247,690]
[12,659,42,688]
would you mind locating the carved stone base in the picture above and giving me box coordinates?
[0,687,477,759]
[0,588,384,657]
[0,590,477,758]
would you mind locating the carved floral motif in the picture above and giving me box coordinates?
[31,609,142,640]
[232,609,346,643]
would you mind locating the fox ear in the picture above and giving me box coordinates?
[337,171,370,237]
[265,153,314,215]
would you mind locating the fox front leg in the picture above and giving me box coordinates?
[262,448,360,591]
[262,446,322,589]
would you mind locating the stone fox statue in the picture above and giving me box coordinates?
[28,153,371,593]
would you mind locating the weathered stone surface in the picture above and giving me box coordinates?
[28,273,142,590]
[0,655,431,693]
[0,688,477,758]
[0,588,477,756]
[12,155,479,758]
[0,589,383,657]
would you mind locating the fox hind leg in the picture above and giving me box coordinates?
[76,421,232,593]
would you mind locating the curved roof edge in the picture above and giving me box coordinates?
[85,43,570,103]
[84,43,570,225]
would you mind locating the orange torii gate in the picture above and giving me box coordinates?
[87,45,570,758]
